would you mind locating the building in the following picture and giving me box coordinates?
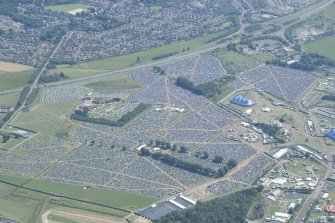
[230,95,254,107]
[0,106,14,113]
[327,129,335,141]
[10,130,29,138]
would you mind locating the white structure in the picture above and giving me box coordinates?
[273,148,288,159]
[262,107,271,112]
[245,109,253,116]
[136,144,147,151]
[322,193,329,199]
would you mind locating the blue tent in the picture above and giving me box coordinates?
[230,95,254,107]
[327,129,335,141]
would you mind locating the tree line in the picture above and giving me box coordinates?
[152,52,178,61]
[175,77,203,95]
[321,95,335,102]
[267,53,335,71]
[139,149,237,178]
[39,72,68,83]
[70,103,150,127]
[154,187,262,223]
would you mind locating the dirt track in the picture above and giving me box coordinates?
[41,209,121,223]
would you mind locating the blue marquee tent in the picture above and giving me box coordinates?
[327,129,335,141]
[230,95,254,107]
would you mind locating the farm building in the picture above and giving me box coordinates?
[327,129,335,141]
[230,95,254,107]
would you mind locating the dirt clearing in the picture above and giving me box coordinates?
[0,61,33,73]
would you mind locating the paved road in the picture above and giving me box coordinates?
[0,34,67,130]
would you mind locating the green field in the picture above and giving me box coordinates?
[324,4,335,17]
[0,175,128,222]
[85,73,142,90]
[51,24,233,78]
[0,91,20,106]
[45,4,92,13]
[24,179,156,211]
[0,173,157,222]
[214,49,276,74]
[0,137,26,151]
[12,101,79,137]
[305,35,335,60]
[0,70,34,91]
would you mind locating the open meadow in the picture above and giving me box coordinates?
[0,92,20,106]
[305,35,335,61]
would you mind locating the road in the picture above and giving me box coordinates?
[293,112,333,223]
[0,34,67,130]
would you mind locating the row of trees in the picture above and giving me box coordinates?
[140,149,237,178]
[321,95,335,102]
[39,72,67,83]
[154,187,262,223]
[152,51,178,60]
[71,103,150,127]
[175,77,203,95]
[267,53,335,71]
[0,85,32,127]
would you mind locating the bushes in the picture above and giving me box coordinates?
[39,72,68,83]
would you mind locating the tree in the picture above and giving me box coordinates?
[213,156,223,163]
[202,151,209,159]
[179,146,188,153]
[140,148,151,156]
[228,159,238,169]
[218,168,226,177]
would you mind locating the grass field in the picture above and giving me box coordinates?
[45,4,91,13]
[214,49,276,74]
[0,70,34,91]
[24,179,156,211]
[324,3,335,17]
[12,101,79,137]
[0,173,156,222]
[85,73,142,90]
[0,177,128,222]
[0,92,20,106]
[50,24,233,78]
[0,137,26,151]
[304,35,335,61]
